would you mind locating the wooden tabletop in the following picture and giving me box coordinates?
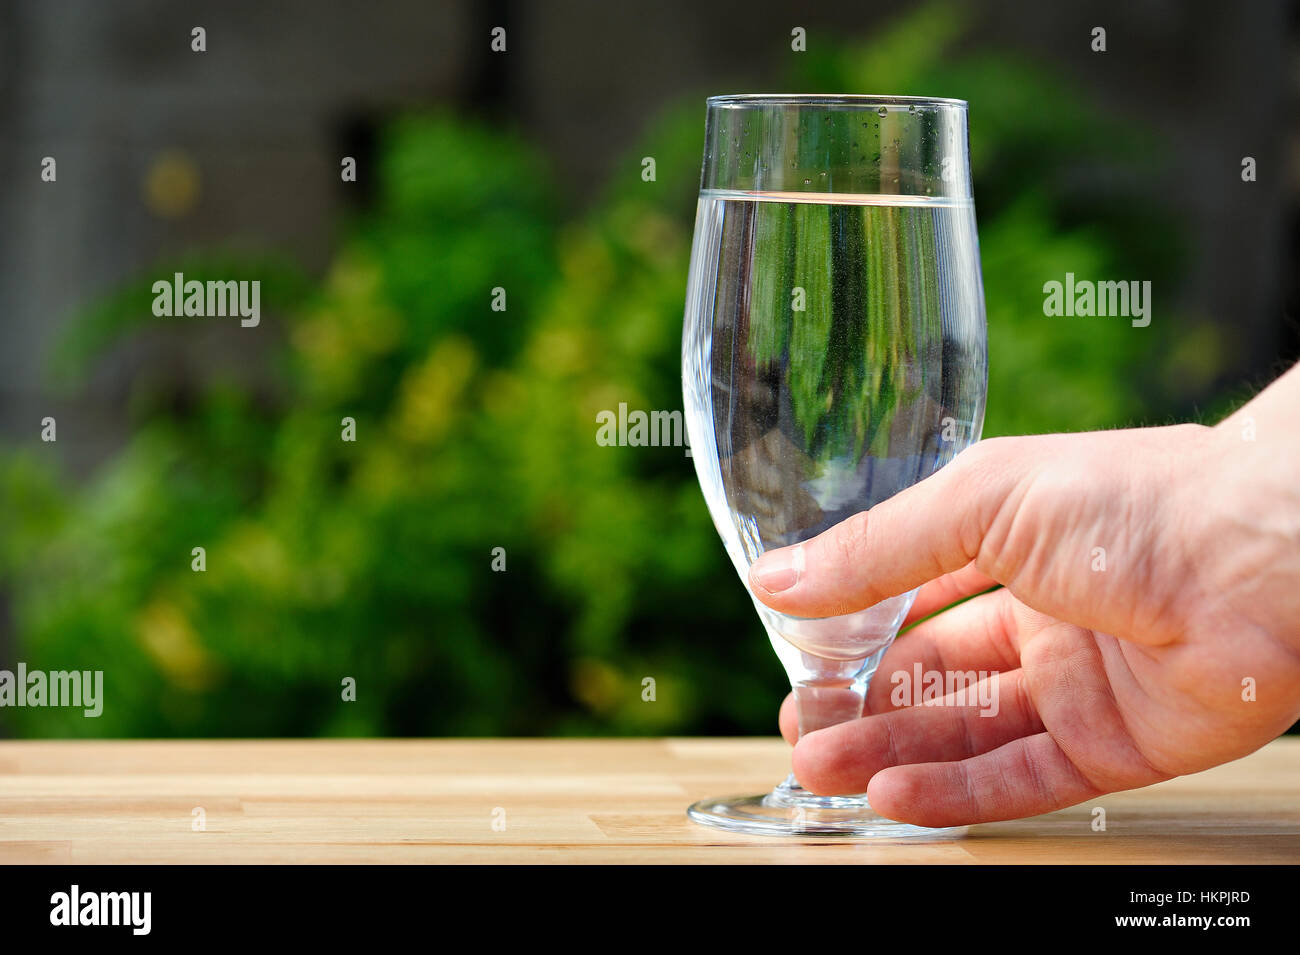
[1,737,1297,864]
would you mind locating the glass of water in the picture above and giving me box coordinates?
[682,95,988,836]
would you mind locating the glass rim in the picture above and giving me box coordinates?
[706,93,967,109]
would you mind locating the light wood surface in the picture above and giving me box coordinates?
[1,738,1297,863]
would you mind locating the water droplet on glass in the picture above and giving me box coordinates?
[803,178,811,185]
[877,106,888,117]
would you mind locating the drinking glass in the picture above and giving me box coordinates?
[681,94,988,836]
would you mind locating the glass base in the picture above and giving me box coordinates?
[687,776,966,839]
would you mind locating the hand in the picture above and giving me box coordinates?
[748,364,1300,826]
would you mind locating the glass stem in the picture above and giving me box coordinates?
[793,679,868,737]
[780,647,887,797]
[775,679,871,808]
[789,644,886,739]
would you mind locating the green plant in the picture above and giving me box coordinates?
[0,5,1212,738]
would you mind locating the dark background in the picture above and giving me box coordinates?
[0,0,1296,738]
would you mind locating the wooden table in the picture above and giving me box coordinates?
[1,738,1297,863]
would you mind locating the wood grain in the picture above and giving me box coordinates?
[1,738,1297,863]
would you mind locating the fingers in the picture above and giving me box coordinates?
[793,615,1169,824]
[779,586,1030,749]
[748,437,1033,618]
[792,669,1044,795]
[865,587,1024,713]
[865,733,1102,827]
[779,693,798,745]
[901,562,999,628]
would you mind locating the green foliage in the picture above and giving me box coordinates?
[0,5,1214,738]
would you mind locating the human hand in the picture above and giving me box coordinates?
[749,364,1300,826]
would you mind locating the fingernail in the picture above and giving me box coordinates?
[751,543,804,595]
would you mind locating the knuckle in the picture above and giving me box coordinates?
[954,434,1027,476]
[831,510,874,566]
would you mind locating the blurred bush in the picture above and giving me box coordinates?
[0,4,1214,737]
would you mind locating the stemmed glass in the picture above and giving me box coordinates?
[681,94,987,836]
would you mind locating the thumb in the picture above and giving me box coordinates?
[746,437,1033,618]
